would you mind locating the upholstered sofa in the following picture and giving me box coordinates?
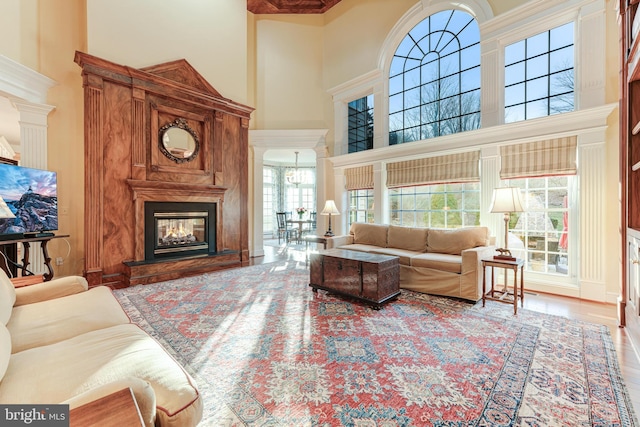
[0,270,202,427]
[326,222,495,301]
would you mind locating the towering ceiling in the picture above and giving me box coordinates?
[247,0,342,14]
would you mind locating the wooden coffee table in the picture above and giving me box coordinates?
[309,249,400,309]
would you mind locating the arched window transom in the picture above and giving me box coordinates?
[389,10,481,144]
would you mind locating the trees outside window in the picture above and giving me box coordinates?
[389,183,480,228]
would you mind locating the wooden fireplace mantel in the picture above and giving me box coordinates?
[76,52,252,287]
[127,179,227,262]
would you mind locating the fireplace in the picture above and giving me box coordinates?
[144,202,216,260]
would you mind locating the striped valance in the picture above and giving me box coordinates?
[386,151,480,188]
[345,165,374,190]
[500,136,577,179]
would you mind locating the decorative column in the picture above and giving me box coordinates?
[314,141,329,222]
[251,146,267,258]
[579,135,606,300]
[13,100,56,275]
[480,146,502,243]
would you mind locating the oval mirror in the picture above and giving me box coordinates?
[159,118,199,163]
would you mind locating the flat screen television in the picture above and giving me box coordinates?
[0,163,58,240]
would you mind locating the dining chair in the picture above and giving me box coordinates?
[302,212,317,237]
[276,212,298,244]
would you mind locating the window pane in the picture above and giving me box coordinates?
[550,46,573,71]
[389,75,403,96]
[505,105,525,123]
[507,177,570,275]
[460,44,480,70]
[505,82,525,106]
[526,99,548,119]
[404,67,420,90]
[348,95,374,153]
[505,40,525,66]
[526,54,549,79]
[504,22,574,122]
[460,67,480,92]
[405,87,420,109]
[389,182,480,228]
[550,22,574,50]
[527,31,549,58]
[505,62,525,86]
[526,76,549,100]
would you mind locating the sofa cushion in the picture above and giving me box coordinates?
[7,286,131,353]
[0,324,202,427]
[387,225,428,252]
[410,253,463,274]
[0,270,16,325]
[369,248,420,265]
[336,243,382,254]
[350,223,388,247]
[427,226,489,255]
[0,324,10,381]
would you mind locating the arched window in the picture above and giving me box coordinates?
[389,10,481,144]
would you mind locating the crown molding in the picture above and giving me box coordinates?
[0,55,57,104]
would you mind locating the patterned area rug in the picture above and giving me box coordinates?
[113,262,638,426]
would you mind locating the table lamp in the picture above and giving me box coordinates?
[321,200,340,237]
[489,187,524,261]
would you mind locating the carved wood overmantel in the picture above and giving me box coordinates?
[75,51,253,286]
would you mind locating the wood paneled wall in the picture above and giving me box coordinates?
[75,52,253,287]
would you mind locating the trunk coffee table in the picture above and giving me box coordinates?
[309,249,400,309]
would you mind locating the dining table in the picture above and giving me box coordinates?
[286,219,313,243]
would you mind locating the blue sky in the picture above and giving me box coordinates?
[0,164,57,201]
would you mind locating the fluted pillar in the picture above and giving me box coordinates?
[13,100,56,275]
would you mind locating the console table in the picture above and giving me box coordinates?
[0,234,69,281]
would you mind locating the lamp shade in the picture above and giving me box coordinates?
[489,187,524,213]
[0,196,15,219]
[320,200,340,215]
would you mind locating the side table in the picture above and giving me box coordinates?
[303,234,327,264]
[69,387,144,426]
[482,257,525,315]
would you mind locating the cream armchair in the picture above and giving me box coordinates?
[0,270,202,427]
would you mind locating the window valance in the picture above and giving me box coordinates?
[386,151,480,188]
[345,165,374,190]
[500,136,577,179]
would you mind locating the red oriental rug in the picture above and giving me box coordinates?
[113,261,638,426]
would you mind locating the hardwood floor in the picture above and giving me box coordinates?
[252,239,640,417]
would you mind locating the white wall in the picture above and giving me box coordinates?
[87,0,248,104]
[252,15,326,129]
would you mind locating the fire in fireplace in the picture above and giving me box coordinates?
[144,202,216,260]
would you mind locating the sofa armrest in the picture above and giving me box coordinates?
[14,275,89,306]
[63,377,156,427]
[325,235,354,249]
[461,245,497,270]
[459,245,498,301]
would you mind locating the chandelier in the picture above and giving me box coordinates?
[285,151,305,187]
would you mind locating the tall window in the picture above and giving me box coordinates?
[505,177,571,275]
[389,9,481,145]
[263,166,276,236]
[389,183,480,227]
[348,95,374,153]
[348,189,374,226]
[504,22,574,123]
[285,169,316,214]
